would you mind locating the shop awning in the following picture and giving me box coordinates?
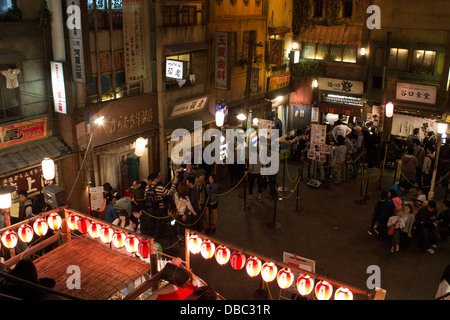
[290,81,313,107]
[0,136,72,177]
[298,25,362,46]
[165,42,209,55]
[266,86,295,101]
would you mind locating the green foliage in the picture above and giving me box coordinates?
[293,0,345,36]
[38,0,51,29]
[0,7,22,22]
[290,58,326,80]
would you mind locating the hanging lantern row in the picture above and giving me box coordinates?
[188,235,354,300]
[66,213,150,258]
[0,212,64,250]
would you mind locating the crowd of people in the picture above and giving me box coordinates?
[98,164,220,245]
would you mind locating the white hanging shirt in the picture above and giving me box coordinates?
[1,69,21,89]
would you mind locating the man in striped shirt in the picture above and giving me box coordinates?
[146,172,179,239]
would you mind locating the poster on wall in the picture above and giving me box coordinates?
[311,107,319,123]
[391,114,436,139]
[0,117,47,149]
[90,186,104,211]
[51,61,67,114]
[123,0,146,83]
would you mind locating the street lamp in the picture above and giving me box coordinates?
[428,121,448,200]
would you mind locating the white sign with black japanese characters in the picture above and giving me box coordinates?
[396,82,437,105]
[166,60,184,80]
[318,77,364,95]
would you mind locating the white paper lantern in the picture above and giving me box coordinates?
[135,137,147,158]
[42,158,55,181]
[216,110,225,127]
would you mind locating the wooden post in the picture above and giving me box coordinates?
[185,229,190,271]
[2,208,15,259]
[393,159,399,185]
[63,209,72,242]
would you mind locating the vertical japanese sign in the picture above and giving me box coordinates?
[0,117,47,149]
[50,61,67,114]
[215,32,230,90]
[123,0,146,83]
[67,0,86,83]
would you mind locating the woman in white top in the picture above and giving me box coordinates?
[112,209,136,232]
[174,182,197,239]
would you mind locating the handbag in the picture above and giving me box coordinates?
[387,225,395,236]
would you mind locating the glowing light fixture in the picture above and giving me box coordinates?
[216,110,225,127]
[135,137,147,158]
[335,287,354,300]
[47,213,62,231]
[18,225,34,243]
[33,218,49,237]
[188,234,202,255]
[41,158,55,181]
[237,113,247,121]
[277,268,294,289]
[246,256,262,278]
[261,262,278,283]
[385,102,394,118]
[215,245,231,266]
[315,280,333,300]
[297,274,315,296]
[230,251,247,271]
[200,240,215,259]
[1,231,18,249]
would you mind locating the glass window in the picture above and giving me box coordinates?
[0,66,21,123]
[329,45,343,62]
[389,48,409,72]
[88,0,123,29]
[313,0,323,18]
[342,0,353,18]
[163,6,178,26]
[412,50,436,74]
[303,42,316,60]
[342,46,357,63]
[315,43,328,60]
[181,6,197,26]
[0,0,13,15]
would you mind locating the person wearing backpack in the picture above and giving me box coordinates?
[145,172,178,239]
[422,146,436,197]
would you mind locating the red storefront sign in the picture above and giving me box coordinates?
[0,117,47,149]
[1,167,57,201]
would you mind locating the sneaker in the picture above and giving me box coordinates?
[368,229,373,236]
[431,244,438,249]
[427,248,435,254]
[374,229,380,235]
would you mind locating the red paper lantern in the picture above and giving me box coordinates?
[18,225,34,243]
[188,235,202,254]
[112,231,126,248]
[47,213,62,231]
[100,227,114,244]
[33,218,48,237]
[215,245,231,266]
[200,240,215,259]
[66,214,79,231]
[88,222,101,239]
[334,287,353,300]
[297,274,315,296]
[125,235,139,253]
[76,218,89,234]
[261,262,278,283]
[246,256,262,278]
[315,280,333,300]
[230,251,246,271]
[138,239,150,258]
[277,268,294,289]
[1,231,18,249]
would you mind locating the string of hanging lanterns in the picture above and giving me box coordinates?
[187,233,356,300]
[0,211,152,261]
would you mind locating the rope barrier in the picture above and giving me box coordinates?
[399,170,449,188]
[276,176,302,199]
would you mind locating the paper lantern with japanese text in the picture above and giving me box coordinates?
[76,218,89,234]
[334,287,353,300]
[230,251,246,271]
[315,280,333,300]
[88,222,101,239]
[138,239,150,258]
[125,235,139,253]
[47,212,62,231]
[261,262,278,283]
[277,268,294,289]
[1,231,18,249]
[33,218,48,237]
[188,234,202,254]
[18,224,34,243]
[67,214,79,231]
[112,231,126,248]
[246,256,262,278]
[297,274,314,296]
[214,245,231,266]
[100,227,114,244]
[200,240,215,259]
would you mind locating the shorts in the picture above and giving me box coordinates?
[209,201,218,210]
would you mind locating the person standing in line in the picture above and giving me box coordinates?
[206,174,219,234]
[435,264,450,300]
[422,146,436,197]
[331,120,352,142]
[194,169,208,231]
[186,176,202,232]
[401,147,419,191]
[351,126,364,178]
[174,182,197,241]
[412,138,425,188]
[248,149,263,201]
[103,194,118,224]
[333,135,347,184]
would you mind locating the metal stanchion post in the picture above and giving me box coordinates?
[295,161,304,213]
[268,184,281,229]
[278,152,289,192]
